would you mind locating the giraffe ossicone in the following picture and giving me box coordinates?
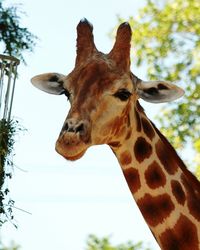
[31,19,200,250]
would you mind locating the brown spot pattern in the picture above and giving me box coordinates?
[171,180,186,205]
[134,108,141,132]
[152,123,199,185]
[127,114,131,127]
[136,100,144,113]
[103,116,123,137]
[120,151,132,165]
[155,139,178,175]
[75,64,101,107]
[187,194,200,222]
[123,168,141,193]
[125,129,132,140]
[181,174,200,221]
[159,214,199,250]
[137,193,175,227]
[109,141,121,148]
[145,161,166,189]
[141,117,155,140]
[112,116,124,136]
[134,137,152,163]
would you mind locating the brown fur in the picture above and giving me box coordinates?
[145,161,167,189]
[123,168,141,193]
[137,193,175,227]
[152,122,200,194]
[159,214,199,250]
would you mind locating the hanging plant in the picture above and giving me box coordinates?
[0,118,23,227]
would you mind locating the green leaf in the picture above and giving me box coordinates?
[116,0,200,174]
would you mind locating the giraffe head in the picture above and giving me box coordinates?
[31,19,184,161]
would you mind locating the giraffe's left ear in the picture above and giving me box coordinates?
[137,80,184,103]
[31,73,66,95]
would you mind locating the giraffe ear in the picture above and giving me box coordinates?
[137,80,184,103]
[31,73,66,95]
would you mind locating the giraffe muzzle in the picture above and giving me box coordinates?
[55,118,91,161]
[61,118,91,142]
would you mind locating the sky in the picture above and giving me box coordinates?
[0,0,163,249]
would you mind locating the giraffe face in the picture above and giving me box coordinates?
[57,57,135,160]
[31,19,184,161]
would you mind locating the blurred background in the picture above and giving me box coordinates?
[0,0,199,249]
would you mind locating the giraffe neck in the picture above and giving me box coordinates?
[111,102,200,250]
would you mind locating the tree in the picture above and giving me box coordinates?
[0,0,36,226]
[117,0,200,178]
[0,0,37,63]
[85,235,152,250]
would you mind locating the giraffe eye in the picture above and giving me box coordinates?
[114,89,132,101]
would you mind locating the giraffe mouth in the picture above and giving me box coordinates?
[55,132,89,161]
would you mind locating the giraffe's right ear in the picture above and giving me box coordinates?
[31,73,66,95]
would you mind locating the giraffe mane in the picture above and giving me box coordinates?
[151,122,200,194]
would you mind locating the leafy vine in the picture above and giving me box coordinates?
[0,119,23,227]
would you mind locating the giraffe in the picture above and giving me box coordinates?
[31,19,200,250]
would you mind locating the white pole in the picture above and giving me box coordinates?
[0,54,20,121]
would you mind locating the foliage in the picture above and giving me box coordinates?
[0,241,21,250]
[0,0,37,63]
[0,236,151,250]
[0,119,23,227]
[0,0,34,227]
[117,0,200,177]
[85,235,152,250]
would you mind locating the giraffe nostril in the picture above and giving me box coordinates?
[68,127,75,132]
[63,122,69,132]
[62,120,85,134]
[62,121,75,133]
[75,123,84,133]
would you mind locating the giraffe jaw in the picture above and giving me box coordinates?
[55,134,89,161]
[56,146,87,161]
